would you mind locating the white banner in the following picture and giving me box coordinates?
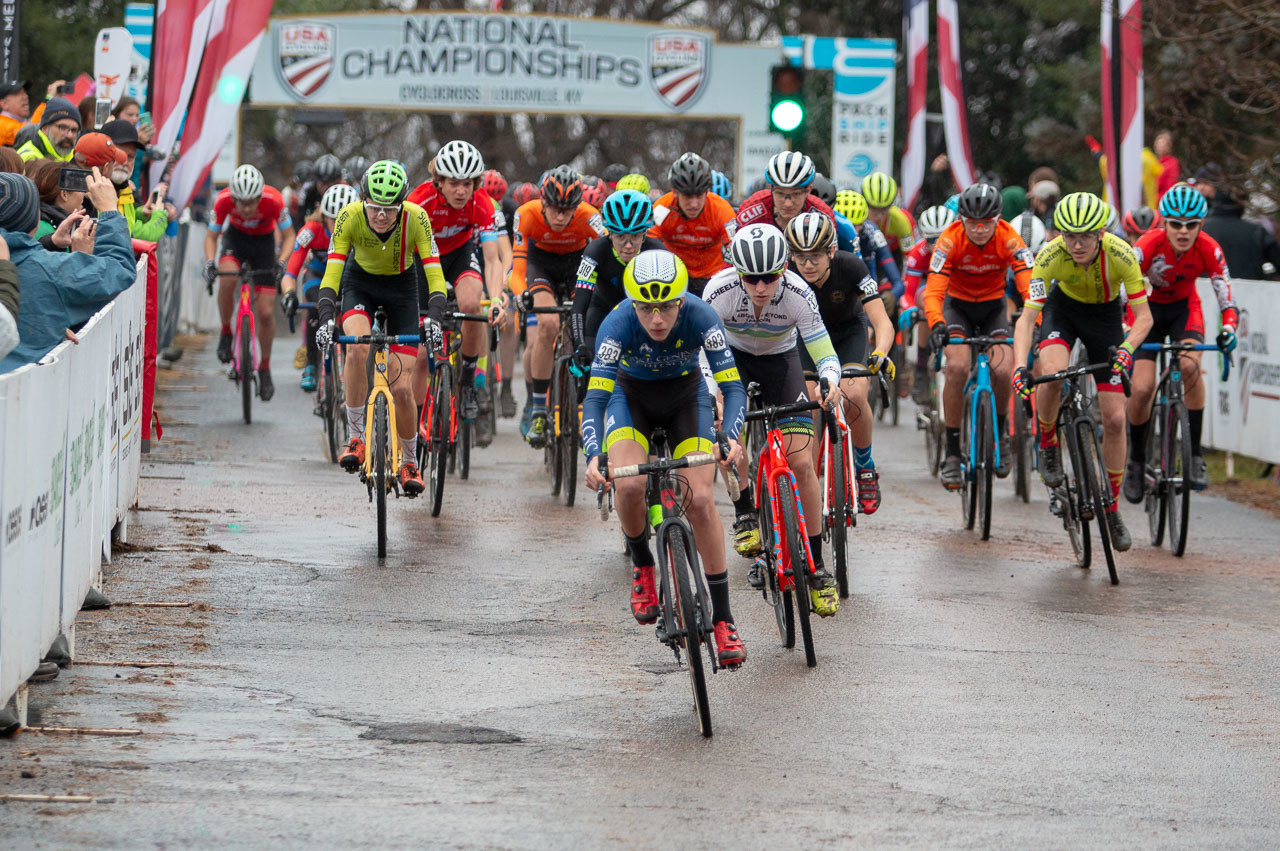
[1199,278,1280,464]
[94,27,136,106]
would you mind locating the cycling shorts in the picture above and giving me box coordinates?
[687,276,710,299]
[732,345,814,435]
[799,320,867,372]
[339,258,420,355]
[417,240,482,313]
[1038,288,1124,393]
[1135,293,1204,362]
[943,295,1010,339]
[526,246,583,302]
[604,370,714,459]
[218,229,279,292]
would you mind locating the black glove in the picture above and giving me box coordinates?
[929,322,948,353]
[281,290,299,318]
[316,292,337,328]
[573,344,592,371]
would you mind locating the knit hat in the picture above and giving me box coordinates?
[0,172,41,234]
[75,131,127,168]
[40,97,80,129]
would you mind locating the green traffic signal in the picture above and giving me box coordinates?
[768,64,806,138]
[770,99,805,133]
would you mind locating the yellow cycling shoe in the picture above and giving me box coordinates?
[732,514,762,558]
[809,569,840,618]
[292,344,307,370]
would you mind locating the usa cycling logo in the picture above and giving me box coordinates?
[648,33,711,112]
[277,22,336,101]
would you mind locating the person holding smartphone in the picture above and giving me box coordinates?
[98,119,171,241]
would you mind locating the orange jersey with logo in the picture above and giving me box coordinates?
[648,192,735,278]
[509,200,606,293]
[923,219,1033,328]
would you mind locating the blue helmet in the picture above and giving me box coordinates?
[943,193,960,213]
[1159,183,1208,220]
[711,170,732,199]
[601,189,654,235]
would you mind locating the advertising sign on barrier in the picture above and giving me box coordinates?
[112,268,146,520]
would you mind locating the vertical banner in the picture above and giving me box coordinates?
[149,0,217,187]
[1,0,18,81]
[94,27,135,106]
[936,0,976,190]
[1101,0,1143,213]
[899,0,930,211]
[125,2,154,103]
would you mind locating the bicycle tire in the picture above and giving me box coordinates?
[1078,421,1118,585]
[239,315,253,425]
[830,435,850,599]
[778,483,816,667]
[889,366,901,427]
[547,367,563,497]
[961,395,977,530]
[977,391,994,541]
[1145,403,1166,547]
[458,406,471,482]
[665,524,712,737]
[1013,396,1031,502]
[759,493,794,648]
[560,364,578,507]
[322,354,341,463]
[1166,401,1191,558]
[374,394,389,559]
[428,366,451,517]
[1060,421,1091,569]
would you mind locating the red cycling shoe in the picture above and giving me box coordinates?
[398,462,425,496]
[857,468,882,515]
[714,621,746,667]
[630,564,659,624]
[339,437,365,472]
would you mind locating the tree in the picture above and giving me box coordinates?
[18,0,126,88]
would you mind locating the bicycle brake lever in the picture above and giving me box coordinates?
[715,430,741,502]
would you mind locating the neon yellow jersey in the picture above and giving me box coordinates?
[1025,232,1147,311]
[320,200,447,297]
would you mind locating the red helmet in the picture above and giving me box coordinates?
[512,181,540,205]
[1122,205,1162,235]
[482,169,507,202]
[581,179,605,209]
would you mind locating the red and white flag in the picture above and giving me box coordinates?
[167,0,274,212]
[1101,0,1143,213]
[936,0,976,191]
[149,0,217,188]
[899,0,930,211]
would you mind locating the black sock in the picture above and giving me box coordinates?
[946,427,961,457]
[626,532,653,568]
[531,377,550,395]
[708,573,733,624]
[732,485,754,517]
[502,377,512,393]
[1129,420,1148,463]
[1189,408,1204,456]
[461,355,478,386]
[997,415,1008,441]
[809,535,825,570]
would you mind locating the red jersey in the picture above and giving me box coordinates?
[902,240,934,308]
[649,192,735,278]
[212,186,290,236]
[405,182,498,256]
[1134,229,1236,322]
[284,220,331,279]
[732,189,835,235]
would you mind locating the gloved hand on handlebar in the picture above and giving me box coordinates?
[1111,345,1134,377]
[570,344,592,377]
[1217,325,1237,353]
[280,289,299,319]
[929,322,948,353]
[316,319,335,350]
[423,318,444,354]
[1012,366,1032,400]
[867,349,895,381]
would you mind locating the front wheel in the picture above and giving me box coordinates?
[665,525,711,738]
[1145,403,1167,547]
[1077,421,1117,585]
[760,493,794,648]
[960,394,977,530]
[1166,402,1191,558]
[239,314,253,425]
[1013,396,1031,502]
[559,366,579,507]
[427,366,451,517]
[977,391,994,541]
[373,394,389,559]
[321,352,341,463]
[778,483,816,668]
[829,435,850,599]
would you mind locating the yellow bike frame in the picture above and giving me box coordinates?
[362,342,400,483]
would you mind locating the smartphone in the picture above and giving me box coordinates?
[59,167,92,193]
[94,97,112,130]
[138,111,151,127]
[58,82,75,95]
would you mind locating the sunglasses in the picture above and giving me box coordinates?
[609,233,645,246]
[1165,219,1202,231]
[1062,232,1100,246]
[366,203,401,217]
[962,217,998,229]
[634,300,682,316]
[741,273,781,286]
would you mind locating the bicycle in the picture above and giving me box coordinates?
[333,309,423,558]
[1025,360,1130,585]
[295,300,346,464]
[1008,311,1036,504]
[597,429,735,738]
[207,264,271,424]
[902,310,944,478]
[946,335,1013,541]
[1137,342,1231,557]
[522,300,578,506]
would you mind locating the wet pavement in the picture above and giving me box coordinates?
[3,333,1280,847]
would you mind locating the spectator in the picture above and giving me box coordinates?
[0,146,24,174]
[1203,187,1280,281]
[0,169,137,374]
[1001,185,1027,221]
[77,95,96,131]
[1188,163,1226,210]
[24,160,94,252]
[0,237,17,361]
[99,119,171,241]
[110,96,159,189]
[916,152,957,213]
[0,80,32,147]
[1153,130,1180,199]
[16,98,80,163]
[1028,179,1060,219]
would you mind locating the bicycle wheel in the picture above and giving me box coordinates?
[457,377,472,481]
[547,368,563,497]
[427,366,451,517]
[960,396,977,530]
[1059,423,1091,569]
[664,524,712,737]
[924,408,942,478]
[778,483,816,667]
[322,353,341,463]
[239,315,253,424]
[829,435,850,599]
[1166,402,1191,558]
[1013,397,1031,502]
[559,365,579,507]
[1145,404,1167,547]
[374,394,389,559]
[1077,422,1118,585]
[759,493,794,648]
[977,391,994,541]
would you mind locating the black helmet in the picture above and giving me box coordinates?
[957,183,1002,219]
[668,152,712,194]
[314,153,342,183]
[540,165,583,208]
[809,173,837,206]
[342,155,369,183]
[603,163,629,184]
[293,159,314,183]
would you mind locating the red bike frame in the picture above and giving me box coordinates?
[754,425,819,594]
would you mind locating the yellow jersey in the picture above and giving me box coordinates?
[320,201,447,298]
[1025,232,1147,311]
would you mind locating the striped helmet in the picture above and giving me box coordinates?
[624,249,689,303]
[729,223,790,275]
[616,173,651,194]
[917,205,957,240]
[540,165,583,208]
[766,151,815,188]
[861,172,898,208]
[1158,183,1208,220]
[320,183,359,219]
[1122,205,1161,234]
[230,164,264,201]
[1053,192,1109,233]
[361,160,408,205]
[434,140,484,180]
[710,170,732,199]
[834,190,868,225]
[783,211,836,253]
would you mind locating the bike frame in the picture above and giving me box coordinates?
[820,401,856,531]
[217,268,260,382]
[955,337,1011,479]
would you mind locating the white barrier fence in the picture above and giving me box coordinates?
[1197,278,1280,465]
[0,259,147,715]
[177,221,221,333]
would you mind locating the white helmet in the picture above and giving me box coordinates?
[765,151,816,189]
[320,183,360,219]
[918,205,957,240]
[434,140,485,180]
[230,164,264,201]
[729,223,790,276]
[1010,210,1046,254]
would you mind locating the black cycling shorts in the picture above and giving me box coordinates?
[799,321,867,371]
[604,371,714,459]
[1135,296,1205,362]
[732,345,813,434]
[526,246,583,302]
[218,229,278,290]
[339,258,420,355]
[687,276,710,299]
[416,240,483,312]
[1038,287,1124,392]
[943,295,1010,339]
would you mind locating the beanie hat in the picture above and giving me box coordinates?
[40,97,80,129]
[0,172,41,233]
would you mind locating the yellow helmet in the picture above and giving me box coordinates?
[624,250,689,303]
[615,173,651,195]
[861,172,898,208]
[1053,192,1109,233]
[834,190,868,225]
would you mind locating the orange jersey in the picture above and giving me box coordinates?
[923,219,1033,328]
[648,192,735,278]
[509,200,606,293]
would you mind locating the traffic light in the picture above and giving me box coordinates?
[769,64,806,139]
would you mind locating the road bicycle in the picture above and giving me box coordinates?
[295,300,345,464]
[333,309,423,558]
[207,264,274,424]
[597,429,735,738]
[523,300,579,506]
[1137,341,1231,557]
[946,335,1013,541]
[902,309,944,478]
[1009,312,1035,504]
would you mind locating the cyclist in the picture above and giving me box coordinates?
[861,171,918,264]
[1012,192,1153,551]
[481,168,520,421]
[569,189,663,367]
[205,164,296,401]
[298,153,344,217]
[280,183,360,392]
[314,160,448,496]
[406,141,506,443]
[784,212,896,515]
[615,173,650,195]
[581,178,606,210]
[704,223,843,617]
[649,152,734,297]
[809,173,838,207]
[924,183,1033,488]
[836,190,905,297]
[342,155,369,185]
[284,159,312,222]
[710,169,732,203]
[1124,183,1238,499]
[581,249,748,666]
[602,163,629,191]
[1121,205,1161,245]
[511,165,608,446]
[899,205,957,405]
[734,152,859,254]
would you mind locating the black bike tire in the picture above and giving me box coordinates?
[458,408,471,481]
[561,365,578,507]
[374,394,389,559]
[665,524,711,737]
[961,396,977,530]
[924,410,940,478]
[977,391,994,541]
[547,366,563,497]
[239,315,253,425]
[1078,421,1118,585]
[428,366,450,517]
[830,436,850,599]
[1167,402,1191,558]
[760,492,794,648]
[778,484,816,668]
[1013,396,1030,502]
[1060,420,1091,569]
[1146,403,1167,547]
[322,354,340,463]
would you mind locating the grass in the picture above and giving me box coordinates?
[1203,449,1280,518]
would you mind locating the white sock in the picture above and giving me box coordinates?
[346,405,365,440]
[401,433,417,464]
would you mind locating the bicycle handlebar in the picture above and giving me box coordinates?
[802,367,891,408]
[609,452,717,480]
[1139,341,1233,381]
[335,333,423,346]
[744,397,824,423]
[946,335,1013,348]
[1028,360,1131,396]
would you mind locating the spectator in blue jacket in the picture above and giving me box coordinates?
[0,169,137,374]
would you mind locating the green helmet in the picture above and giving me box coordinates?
[834,189,868,225]
[616,173,650,195]
[861,172,898,208]
[1053,192,1109,234]
[361,160,409,205]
